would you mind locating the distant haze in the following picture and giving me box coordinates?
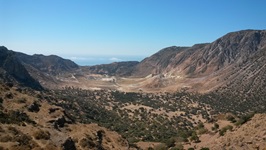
[63,55,145,66]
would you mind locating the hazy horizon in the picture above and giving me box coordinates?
[63,54,146,66]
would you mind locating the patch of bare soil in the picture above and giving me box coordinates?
[136,141,162,150]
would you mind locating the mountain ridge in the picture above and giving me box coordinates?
[0,46,43,90]
[1,29,266,92]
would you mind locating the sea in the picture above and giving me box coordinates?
[62,55,146,66]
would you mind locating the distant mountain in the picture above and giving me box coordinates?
[174,29,266,77]
[131,46,187,77]
[1,29,265,93]
[13,51,79,88]
[129,30,266,92]
[131,45,203,77]
[0,46,80,89]
[132,30,266,77]
[15,52,79,76]
[0,46,43,90]
[82,61,139,76]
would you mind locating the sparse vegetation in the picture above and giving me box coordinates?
[0,73,265,149]
[0,110,35,125]
[211,123,219,131]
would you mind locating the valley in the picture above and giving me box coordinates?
[0,30,266,150]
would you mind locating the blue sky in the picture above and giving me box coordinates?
[1,0,266,65]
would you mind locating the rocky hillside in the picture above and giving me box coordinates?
[15,52,79,76]
[132,46,191,77]
[133,30,266,77]
[0,46,42,90]
[127,30,266,93]
[174,30,266,77]
[0,46,82,89]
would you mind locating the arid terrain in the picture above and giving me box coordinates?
[1,30,266,150]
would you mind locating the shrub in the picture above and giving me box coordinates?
[190,132,200,143]
[214,123,219,129]
[165,137,176,148]
[212,123,219,131]
[198,128,208,135]
[197,122,204,129]
[219,125,233,136]
[5,92,13,99]
[235,113,254,126]
[200,148,210,150]
[226,115,236,123]
[33,129,50,140]
[16,98,27,103]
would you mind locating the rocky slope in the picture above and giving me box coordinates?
[0,46,43,90]
[15,52,81,89]
[128,30,266,92]
[133,30,266,77]
[15,52,79,76]
[201,114,266,150]
[132,46,190,77]
[215,114,266,150]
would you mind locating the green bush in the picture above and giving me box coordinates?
[219,125,233,136]
[226,115,236,123]
[190,132,200,143]
[214,123,219,129]
[198,128,208,135]
[235,113,254,126]
[165,138,176,148]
